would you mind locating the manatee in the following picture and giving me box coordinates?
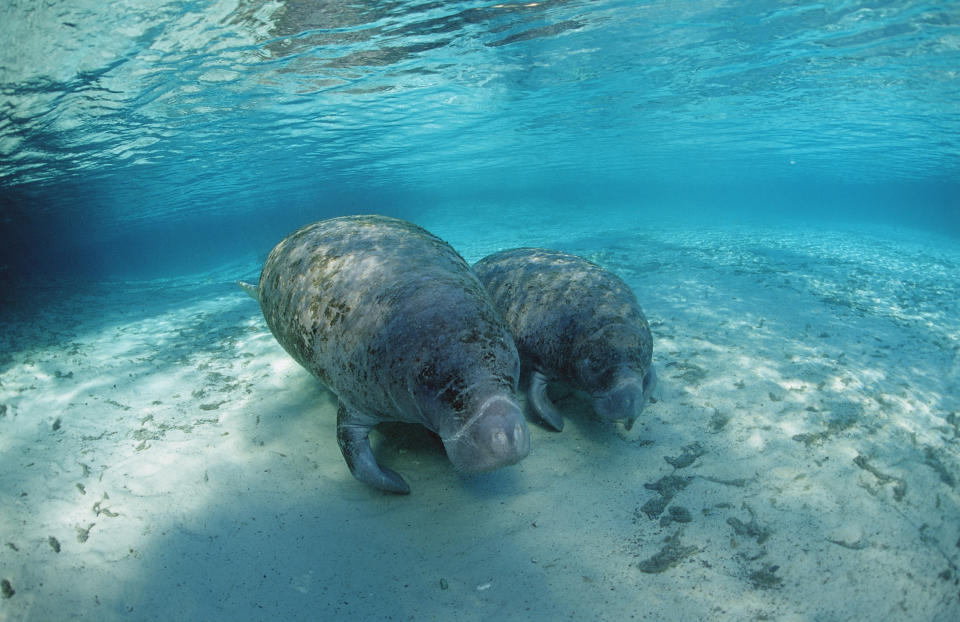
[473,248,656,432]
[241,215,529,494]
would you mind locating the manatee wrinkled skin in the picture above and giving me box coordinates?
[248,215,529,494]
[473,248,656,432]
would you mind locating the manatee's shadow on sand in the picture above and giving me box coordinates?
[374,422,529,499]
[108,435,557,620]
[455,466,527,498]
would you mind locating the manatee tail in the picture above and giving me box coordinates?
[236,280,259,300]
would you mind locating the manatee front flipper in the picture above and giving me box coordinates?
[527,371,564,432]
[336,402,411,494]
[236,280,259,300]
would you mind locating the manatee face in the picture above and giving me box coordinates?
[441,396,530,473]
[574,327,656,429]
[590,366,658,430]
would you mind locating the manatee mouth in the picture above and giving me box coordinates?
[442,396,530,473]
[593,367,657,431]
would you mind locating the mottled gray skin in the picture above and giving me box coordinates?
[250,215,529,494]
[474,248,656,432]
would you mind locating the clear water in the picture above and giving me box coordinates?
[1,2,959,621]
[1,0,959,279]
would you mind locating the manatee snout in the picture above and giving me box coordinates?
[593,366,658,431]
[443,396,530,473]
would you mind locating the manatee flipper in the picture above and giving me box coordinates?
[528,370,564,431]
[336,402,411,494]
[236,280,259,300]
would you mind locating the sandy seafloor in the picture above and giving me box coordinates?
[1,218,959,621]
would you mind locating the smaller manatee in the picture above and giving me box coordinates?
[474,248,656,431]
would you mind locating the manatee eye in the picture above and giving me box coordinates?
[587,357,605,376]
[579,357,615,391]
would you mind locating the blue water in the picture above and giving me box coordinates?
[2,2,960,621]
[1,0,958,281]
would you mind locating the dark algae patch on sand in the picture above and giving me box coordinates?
[854,454,907,501]
[727,505,772,545]
[636,529,698,573]
[640,475,693,520]
[923,445,956,488]
[708,409,730,433]
[749,564,784,589]
[792,400,862,446]
[660,505,693,528]
[664,442,706,469]
[638,445,708,522]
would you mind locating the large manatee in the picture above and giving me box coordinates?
[473,248,656,432]
[241,215,530,494]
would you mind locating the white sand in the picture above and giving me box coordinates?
[1,224,958,621]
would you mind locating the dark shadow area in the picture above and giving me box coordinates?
[0,279,256,375]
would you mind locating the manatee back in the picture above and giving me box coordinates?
[258,215,468,377]
[257,215,516,423]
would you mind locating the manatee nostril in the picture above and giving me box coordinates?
[493,429,507,448]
